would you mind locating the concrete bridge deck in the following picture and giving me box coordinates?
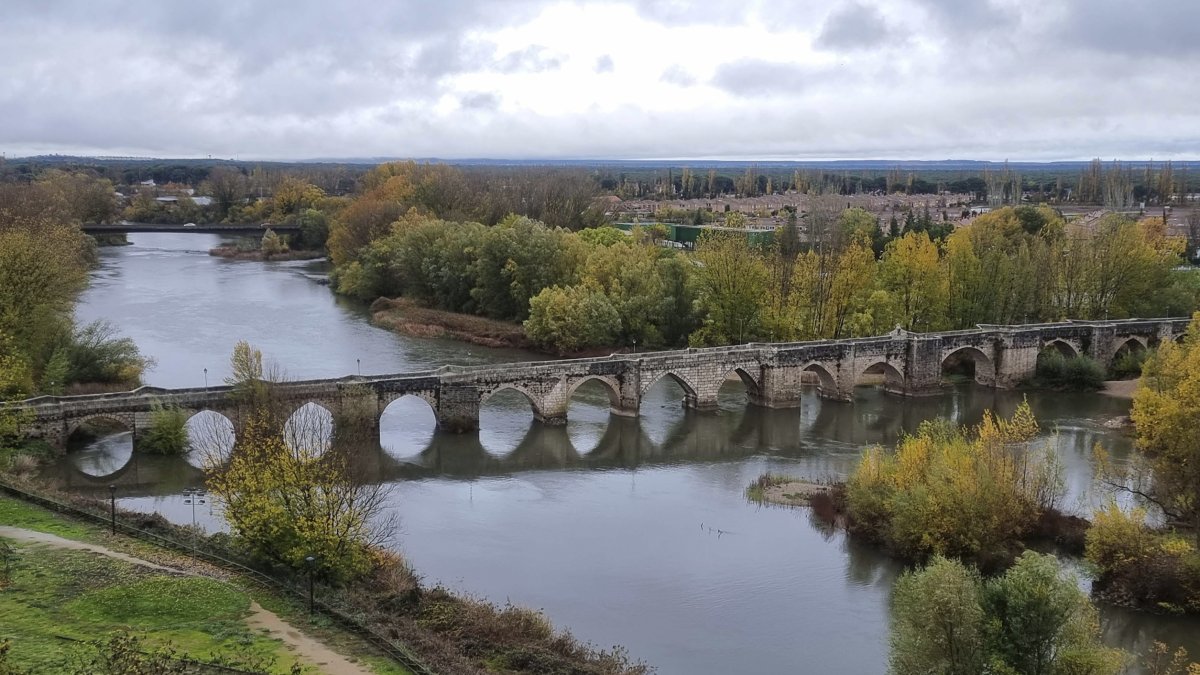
[6,318,1187,450]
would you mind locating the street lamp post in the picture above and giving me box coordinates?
[182,488,207,554]
[305,556,316,614]
[108,484,116,535]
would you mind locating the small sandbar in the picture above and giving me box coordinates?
[746,474,832,507]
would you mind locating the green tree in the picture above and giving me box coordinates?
[691,233,769,345]
[878,231,946,331]
[1129,316,1200,544]
[890,553,1124,675]
[983,552,1123,675]
[524,285,620,353]
[889,556,986,675]
[140,402,188,455]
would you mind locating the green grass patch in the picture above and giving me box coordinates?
[68,576,249,627]
[0,496,93,540]
[0,544,300,673]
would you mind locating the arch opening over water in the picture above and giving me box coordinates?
[858,361,905,395]
[941,346,996,386]
[480,387,539,456]
[802,363,838,397]
[283,402,334,456]
[380,394,438,460]
[66,416,134,477]
[717,367,761,409]
[184,410,235,468]
[567,378,621,455]
[640,372,699,411]
[1044,339,1080,359]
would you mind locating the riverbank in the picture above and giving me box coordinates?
[370,297,533,350]
[0,477,650,675]
[209,246,325,262]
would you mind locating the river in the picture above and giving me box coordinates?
[50,233,1200,674]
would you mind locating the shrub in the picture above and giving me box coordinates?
[1110,348,1150,380]
[845,401,1064,564]
[1034,350,1106,390]
[139,402,188,455]
[889,553,1124,675]
[1086,501,1200,613]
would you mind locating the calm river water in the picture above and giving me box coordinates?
[52,233,1200,674]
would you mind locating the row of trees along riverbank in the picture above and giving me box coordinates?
[324,164,1197,354]
[0,180,151,410]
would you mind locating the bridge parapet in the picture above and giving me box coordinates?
[5,318,1189,449]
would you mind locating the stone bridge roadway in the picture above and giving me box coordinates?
[8,318,1187,450]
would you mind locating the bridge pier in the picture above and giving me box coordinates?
[753,364,806,409]
[436,385,481,433]
[903,337,946,396]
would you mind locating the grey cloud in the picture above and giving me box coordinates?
[661,65,696,87]
[910,0,1018,33]
[493,46,562,73]
[1053,0,1200,56]
[460,92,500,111]
[595,55,615,73]
[710,60,839,97]
[815,2,893,51]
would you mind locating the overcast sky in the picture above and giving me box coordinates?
[2,0,1198,161]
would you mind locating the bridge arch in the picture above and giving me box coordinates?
[379,394,438,459]
[283,401,334,455]
[184,410,236,467]
[481,384,541,415]
[1043,339,1080,359]
[724,367,762,394]
[566,375,621,409]
[639,371,700,410]
[941,346,996,386]
[1110,336,1149,364]
[802,362,838,397]
[858,360,905,395]
[66,413,135,443]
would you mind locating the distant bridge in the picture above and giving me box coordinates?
[7,318,1186,450]
[83,222,301,236]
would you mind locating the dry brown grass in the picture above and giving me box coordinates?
[370,297,531,349]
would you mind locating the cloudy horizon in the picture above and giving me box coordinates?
[3,0,1198,162]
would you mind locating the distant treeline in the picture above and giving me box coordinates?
[2,156,1197,208]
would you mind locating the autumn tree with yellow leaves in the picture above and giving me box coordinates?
[845,400,1064,564]
[205,343,393,582]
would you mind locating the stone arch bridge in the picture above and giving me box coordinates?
[8,318,1186,450]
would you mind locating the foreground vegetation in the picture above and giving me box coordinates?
[1083,315,1200,614]
[889,553,1125,675]
[0,497,404,674]
[843,401,1070,568]
[199,342,650,674]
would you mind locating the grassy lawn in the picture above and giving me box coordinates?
[0,497,94,540]
[0,495,412,674]
[0,543,303,673]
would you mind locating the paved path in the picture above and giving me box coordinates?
[0,526,373,675]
